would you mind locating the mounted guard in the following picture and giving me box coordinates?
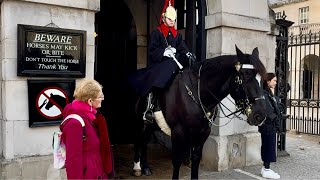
[128,0,195,123]
[131,45,268,179]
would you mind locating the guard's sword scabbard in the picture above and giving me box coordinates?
[170,54,183,69]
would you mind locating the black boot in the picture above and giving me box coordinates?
[152,88,161,112]
[142,89,162,124]
[143,92,155,124]
[143,110,154,124]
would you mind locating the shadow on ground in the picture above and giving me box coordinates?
[112,144,191,179]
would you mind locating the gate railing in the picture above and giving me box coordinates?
[289,23,320,36]
[287,27,320,136]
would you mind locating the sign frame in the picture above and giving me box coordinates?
[27,79,75,127]
[18,24,86,77]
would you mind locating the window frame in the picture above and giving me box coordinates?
[299,6,309,24]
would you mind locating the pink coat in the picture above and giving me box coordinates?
[61,100,107,179]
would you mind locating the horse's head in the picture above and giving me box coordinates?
[45,93,54,110]
[45,93,68,110]
[229,46,267,126]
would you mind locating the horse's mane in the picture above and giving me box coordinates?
[189,52,267,80]
[189,55,236,74]
[190,60,204,73]
[249,54,267,80]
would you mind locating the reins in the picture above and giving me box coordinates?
[184,64,241,127]
[184,61,263,127]
[197,65,240,126]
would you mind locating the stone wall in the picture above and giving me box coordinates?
[0,0,99,159]
[0,0,99,178]
[0,156,65,179]
[201,0,277,171]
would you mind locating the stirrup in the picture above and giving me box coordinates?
[143,110,154,124]
[146,92,154,109]
[143,93,155,124]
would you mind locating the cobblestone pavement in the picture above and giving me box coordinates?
[113,133,320,179]
[240,133,320,180]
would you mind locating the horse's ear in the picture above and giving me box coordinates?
[235,45,244,57]
[252,47,259,57]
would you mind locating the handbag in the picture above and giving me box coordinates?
[52,114,85,169]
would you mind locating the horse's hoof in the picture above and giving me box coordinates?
[142,168,152,176]
[132,169,142,177]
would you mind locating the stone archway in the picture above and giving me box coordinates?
[95,0,137,144]
[301,54,320,99]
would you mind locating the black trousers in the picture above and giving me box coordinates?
[260,132,277,163]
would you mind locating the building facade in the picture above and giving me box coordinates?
[271,0,320,135]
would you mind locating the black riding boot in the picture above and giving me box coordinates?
[143,90,160,123]
[143,93,156,124]
[151,88,162,113]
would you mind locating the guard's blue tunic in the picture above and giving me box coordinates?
[128,28,189,96]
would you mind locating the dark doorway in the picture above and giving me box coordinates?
[95,0,137,144]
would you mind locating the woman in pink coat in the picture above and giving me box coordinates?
[60,79,111,179]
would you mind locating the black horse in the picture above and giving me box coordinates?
[44,93,67,111]
[132,46,267,179]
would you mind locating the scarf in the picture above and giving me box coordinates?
[71,100,97,121]
[93,110,114,178]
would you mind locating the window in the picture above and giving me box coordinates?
[275,12,282,20]
[299,6,309,24]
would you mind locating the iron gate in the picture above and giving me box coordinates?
[287,24,320,135]
[275,18,293,153]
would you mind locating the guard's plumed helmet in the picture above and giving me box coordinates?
[160,0,177,22]
[163,4,177,21]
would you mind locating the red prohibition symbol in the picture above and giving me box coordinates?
[36,86,69,119]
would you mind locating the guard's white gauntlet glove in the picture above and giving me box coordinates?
[166,46,176,54]
[163,46,176,57]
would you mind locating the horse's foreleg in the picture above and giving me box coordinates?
[190,130,210,179]
[133,114,146,177]
[172,152,184,180]
[190,145,203,179]
[140,137,151,176]
[171,126,189,180]
[140,123,158,176]
[133,142,142,176]
[132,132,153,176]
[133,124,143,177]
[133,136,152,176]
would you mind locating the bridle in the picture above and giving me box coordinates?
[184,61,264,127]
[232,62,265,118]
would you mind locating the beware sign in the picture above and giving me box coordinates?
[17,24,86,77]
[28,80,75,127]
